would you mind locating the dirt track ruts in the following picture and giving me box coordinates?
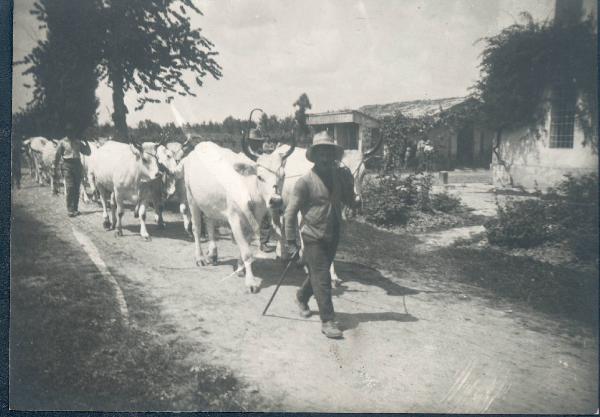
[10,179,599,413]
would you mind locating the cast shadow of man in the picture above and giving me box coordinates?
[252,258,420,330]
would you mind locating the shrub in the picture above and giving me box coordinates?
[485,199,550,248]
[485,174,598,260]
[431,192,463,213]
[361,173,434,226]
[361,175,410,226]
[544,174,598,261]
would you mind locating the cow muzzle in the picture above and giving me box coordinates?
[268,194,283,210]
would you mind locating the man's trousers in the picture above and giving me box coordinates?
[62,159,82,214]
[297,238,338,322]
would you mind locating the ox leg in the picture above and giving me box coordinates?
[80,186,89,204]
[111,192,119,233]
[180,202,193,240]
[154,198,165,229]
[33,157,42,184]
[330,262,342,287]
[273,211,285,259]
[206,218,218,265]
[98,189,112,230]
[229,213,261,293]
[190,203,210,266]
[133,201,140,219]
[137,201,151,241]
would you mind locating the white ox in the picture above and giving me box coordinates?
[165,141,195,238]
[132,142,180,229]
[80,141,103,204]
[275,135,383,285]
[182,138,294,293]
[86,141,162,240]
[23,136,58,187]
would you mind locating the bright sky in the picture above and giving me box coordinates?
[12,0,555,126]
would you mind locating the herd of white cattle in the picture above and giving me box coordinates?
[21,134,382,293]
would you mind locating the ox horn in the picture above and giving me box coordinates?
[129,140,143,155]
[281,128,297,161]
[363,132,384,161]
[241,108,264,162]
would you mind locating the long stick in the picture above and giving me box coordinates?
[262,256,296,316]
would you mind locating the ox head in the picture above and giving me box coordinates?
[341,134,384,206]
[129,142,161,181]
[241,109,296,210]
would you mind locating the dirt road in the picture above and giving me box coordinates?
[10,179,598,413]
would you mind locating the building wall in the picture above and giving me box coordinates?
[491,109,597,190]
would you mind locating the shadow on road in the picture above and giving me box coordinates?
[336,311,418,331]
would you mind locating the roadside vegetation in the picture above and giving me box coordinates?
[359,173,476,232]
[10,209,270,411]
[485,174,599,262]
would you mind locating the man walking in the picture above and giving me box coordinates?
[285,131,355,339]
[53,124,91,217]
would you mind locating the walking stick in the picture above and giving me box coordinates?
[262,253,298,316]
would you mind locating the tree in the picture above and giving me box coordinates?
[293,93,312,143]
[19,0,100,138]
[96,0,222,139]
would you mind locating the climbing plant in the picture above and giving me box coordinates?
[472,12,597,145]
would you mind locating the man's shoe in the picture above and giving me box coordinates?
[260,243,275,253]
[67,212,76,218]
[321,321,343,339]
[294,296,311,318]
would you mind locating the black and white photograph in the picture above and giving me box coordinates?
[8,0,599,412]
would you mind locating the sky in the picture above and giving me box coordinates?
[12,0,556,126]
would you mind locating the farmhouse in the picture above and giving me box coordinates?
[306,110,381,153]
[360,97,494,170]
[491,0,598,190]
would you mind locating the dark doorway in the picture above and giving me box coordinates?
[456,124,474,167]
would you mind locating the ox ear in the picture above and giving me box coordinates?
[233,162,257,177]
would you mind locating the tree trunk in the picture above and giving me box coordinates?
[109,64,129,142]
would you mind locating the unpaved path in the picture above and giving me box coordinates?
[11,180,598,413]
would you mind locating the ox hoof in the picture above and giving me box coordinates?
[115,230,123,238]
[248,285,260,294]
[133,212,139,219]
[103,221,111,230]
[195,258,207,267]
[332,278,342,288]
[186,234,195,242]
[142,235,152,242]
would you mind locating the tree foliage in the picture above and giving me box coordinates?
[19,0,100,138]
[21,0,222,140]
[96,0,222,138]
[473,12,597,141]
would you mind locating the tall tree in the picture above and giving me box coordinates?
[19,0,100,138]
[96,0,222,140]
[293,93,312,143]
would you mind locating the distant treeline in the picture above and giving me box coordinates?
[85,113,307,150]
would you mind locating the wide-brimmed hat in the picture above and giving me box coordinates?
[306,131,343,162]
[248,128,265,141]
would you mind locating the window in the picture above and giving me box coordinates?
[549,84,577,148]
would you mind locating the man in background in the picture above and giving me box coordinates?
[53,123,91,217]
